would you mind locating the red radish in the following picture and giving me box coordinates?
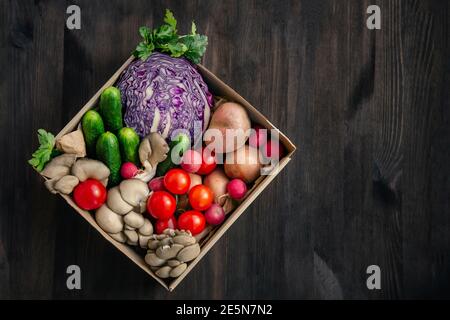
[148,176,166,191]
[248,125,268,148]
[262,139,285,161]
[181,149,202,173]
[204,204,225,225]
[227,179,247,200]
[120,162,138,179]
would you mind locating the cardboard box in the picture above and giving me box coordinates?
[42,56,296,291]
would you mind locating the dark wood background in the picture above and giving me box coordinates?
[0,0,448,299]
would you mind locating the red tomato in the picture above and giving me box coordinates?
[147,191,176,219]
[155,216,177,234]
[188,184,213,211]
[178,210,206,235]
[73,179,107,210]
[197,148,217,175]
[164,168,191,194]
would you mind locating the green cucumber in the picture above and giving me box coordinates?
[81,110,105,156]
[99,86,123,132]
[117,127,140,165]
[156,133,191,176]
[96,132,122,187]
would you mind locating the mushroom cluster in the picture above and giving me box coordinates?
[42,154,110,195]
[95,178,154,247]
[144,229,201,278]
[134,133,170,182]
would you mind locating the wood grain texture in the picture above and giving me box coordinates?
[0,0,448,299]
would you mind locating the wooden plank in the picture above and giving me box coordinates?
[0,0,65,299]
[400,0,449,298]
[0,0,448,299]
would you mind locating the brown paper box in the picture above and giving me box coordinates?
[39,56,296,291]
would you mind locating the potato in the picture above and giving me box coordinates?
[224,145,262,183]
[188,173,202,191]
[204,168,230,205]
[205,102,251,153]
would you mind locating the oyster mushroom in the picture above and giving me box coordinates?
[144,230,201,279]
[119,179,149,207]
[134,133,169,182]
[123,211,145,229]
[93,177,153,249]
[95,204,124,234]
[139,219,154,236]
[41,154,77,179]
[170,263,187,277]
[138,234,152,248]
[124,229,139,245]
[109,231,127,243]
[71,158,110,186]
[156,244,184,260]
[54,175,79,194]
[106,186,133,215]
[44,176,65,194]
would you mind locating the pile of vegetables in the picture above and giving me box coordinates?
[29,9,286,281]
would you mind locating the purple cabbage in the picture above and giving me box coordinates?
[116,52,213,142]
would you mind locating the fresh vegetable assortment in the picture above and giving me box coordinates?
[29,9,288,281]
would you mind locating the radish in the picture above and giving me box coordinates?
[262,139,285,161]
[248,124,268,148]
[148,176,166,191]
[120,162,138,179]
[204,204,225,225]
[181,149,202,173]
[226,179,247,200]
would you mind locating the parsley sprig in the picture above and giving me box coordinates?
[28,129,60,172]
[134,9,208,64]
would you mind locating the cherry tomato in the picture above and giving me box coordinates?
[178,210,206,235]
[164,168,191,194]
[147,191,176,219]
[197,148,217,175]
[188,184,214,211]
[73,179,107,210]
[155,216,177,234]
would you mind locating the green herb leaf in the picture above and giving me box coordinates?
[134,9,207,64]
[153,24,177,44]
[164,9,177,32]
[139,26,152,43]
[181,34,208,64]
[168,42,188,57]
[28,129,57,172]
